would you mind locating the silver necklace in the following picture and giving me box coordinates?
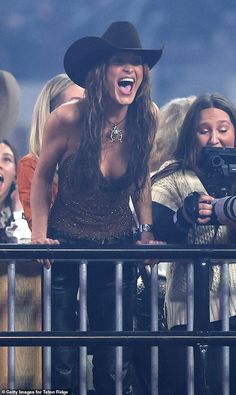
[108,116,126,143]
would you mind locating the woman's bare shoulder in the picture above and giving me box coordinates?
[42,101,81,147]
[53,100,81,125]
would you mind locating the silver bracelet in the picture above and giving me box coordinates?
[139,224,153,233]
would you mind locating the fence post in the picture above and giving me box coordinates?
[115,260,123,395]
[194,259,210,395]
[187,262,194,395]
[8,260,15,389]
[151,264,158,395]
[79,260,88,395]
[221,260,230,395]
[43,265,51,389]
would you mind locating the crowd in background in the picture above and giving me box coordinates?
[1,15,236,395]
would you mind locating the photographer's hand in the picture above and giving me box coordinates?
[197,193,214,224]
[174,192,214,230]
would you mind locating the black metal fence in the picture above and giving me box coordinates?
[1,243,236,394]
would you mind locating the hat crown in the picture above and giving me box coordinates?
[102,21,142,50]
[64,21,163,87]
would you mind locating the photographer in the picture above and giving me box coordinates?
[152,93,236,395]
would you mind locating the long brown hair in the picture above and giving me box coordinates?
[155,93,236,181]
[69,61,157,197]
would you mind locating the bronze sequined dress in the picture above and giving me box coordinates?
[48,154,135,241]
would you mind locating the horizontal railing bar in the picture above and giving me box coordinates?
[1,331,236,346]
[0,244,236,260]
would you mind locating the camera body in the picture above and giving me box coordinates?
[199,147,236,198]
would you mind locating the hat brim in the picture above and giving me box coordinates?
[64,36,163,88]
[0,70,20,138]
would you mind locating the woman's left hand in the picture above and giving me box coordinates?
[136,237,166,266]
[138,231,155,244]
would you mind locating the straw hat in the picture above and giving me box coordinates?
[0,70,20,138]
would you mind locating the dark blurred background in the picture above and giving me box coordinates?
[1,0,236,156]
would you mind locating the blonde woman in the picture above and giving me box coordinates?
[17,74,84,228]
[150,96,196,173]
[134,96,196,394]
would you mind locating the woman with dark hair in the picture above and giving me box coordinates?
[0,139,30,243]
[152,93,236,394]
[30,21,163,395]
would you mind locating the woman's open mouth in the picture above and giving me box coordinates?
[118,77,135,95]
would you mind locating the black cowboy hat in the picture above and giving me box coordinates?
[64,21,163,88]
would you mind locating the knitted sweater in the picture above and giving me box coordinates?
[152,161,236,329]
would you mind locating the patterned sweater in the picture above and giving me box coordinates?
[152,161,236,329]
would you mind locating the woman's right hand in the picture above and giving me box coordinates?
[31,237,60,269]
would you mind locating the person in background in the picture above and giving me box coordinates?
[150,95,197,275]
[17,73,84,229]
[149,95,196,173]
[0,70,41,389]
[0,139,30,242]
[134,96,196,395]
[0,70,26,241]
[30,21,163,395]
[0,70,20,140]
[0,139,33,387]
[151,96,197,296]
[152,93,236,394]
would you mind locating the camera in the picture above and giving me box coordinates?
[199,147,236,198]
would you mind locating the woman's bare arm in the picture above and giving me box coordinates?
[30,107,71,243]
[132,175,154,243]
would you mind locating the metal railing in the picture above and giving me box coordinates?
[1,243,236,394]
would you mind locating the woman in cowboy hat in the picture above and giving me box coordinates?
[31,21,163,395]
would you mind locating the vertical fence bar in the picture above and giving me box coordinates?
[8,260,15,389]
[115,260,123,395]
[194,260,209,395]
[221,260,230,395]
[79,260,88,395]
[43,266,51,389]
[187,262,194,395]
[151,264,158,395]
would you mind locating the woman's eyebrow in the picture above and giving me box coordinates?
[2,152,14,157]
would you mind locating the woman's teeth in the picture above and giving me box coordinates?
[118,78,134,87]
[118,78,134,94]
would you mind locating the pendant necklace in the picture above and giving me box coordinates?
[107,116,126,143]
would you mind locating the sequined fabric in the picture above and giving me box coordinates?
[49,154,135,240]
